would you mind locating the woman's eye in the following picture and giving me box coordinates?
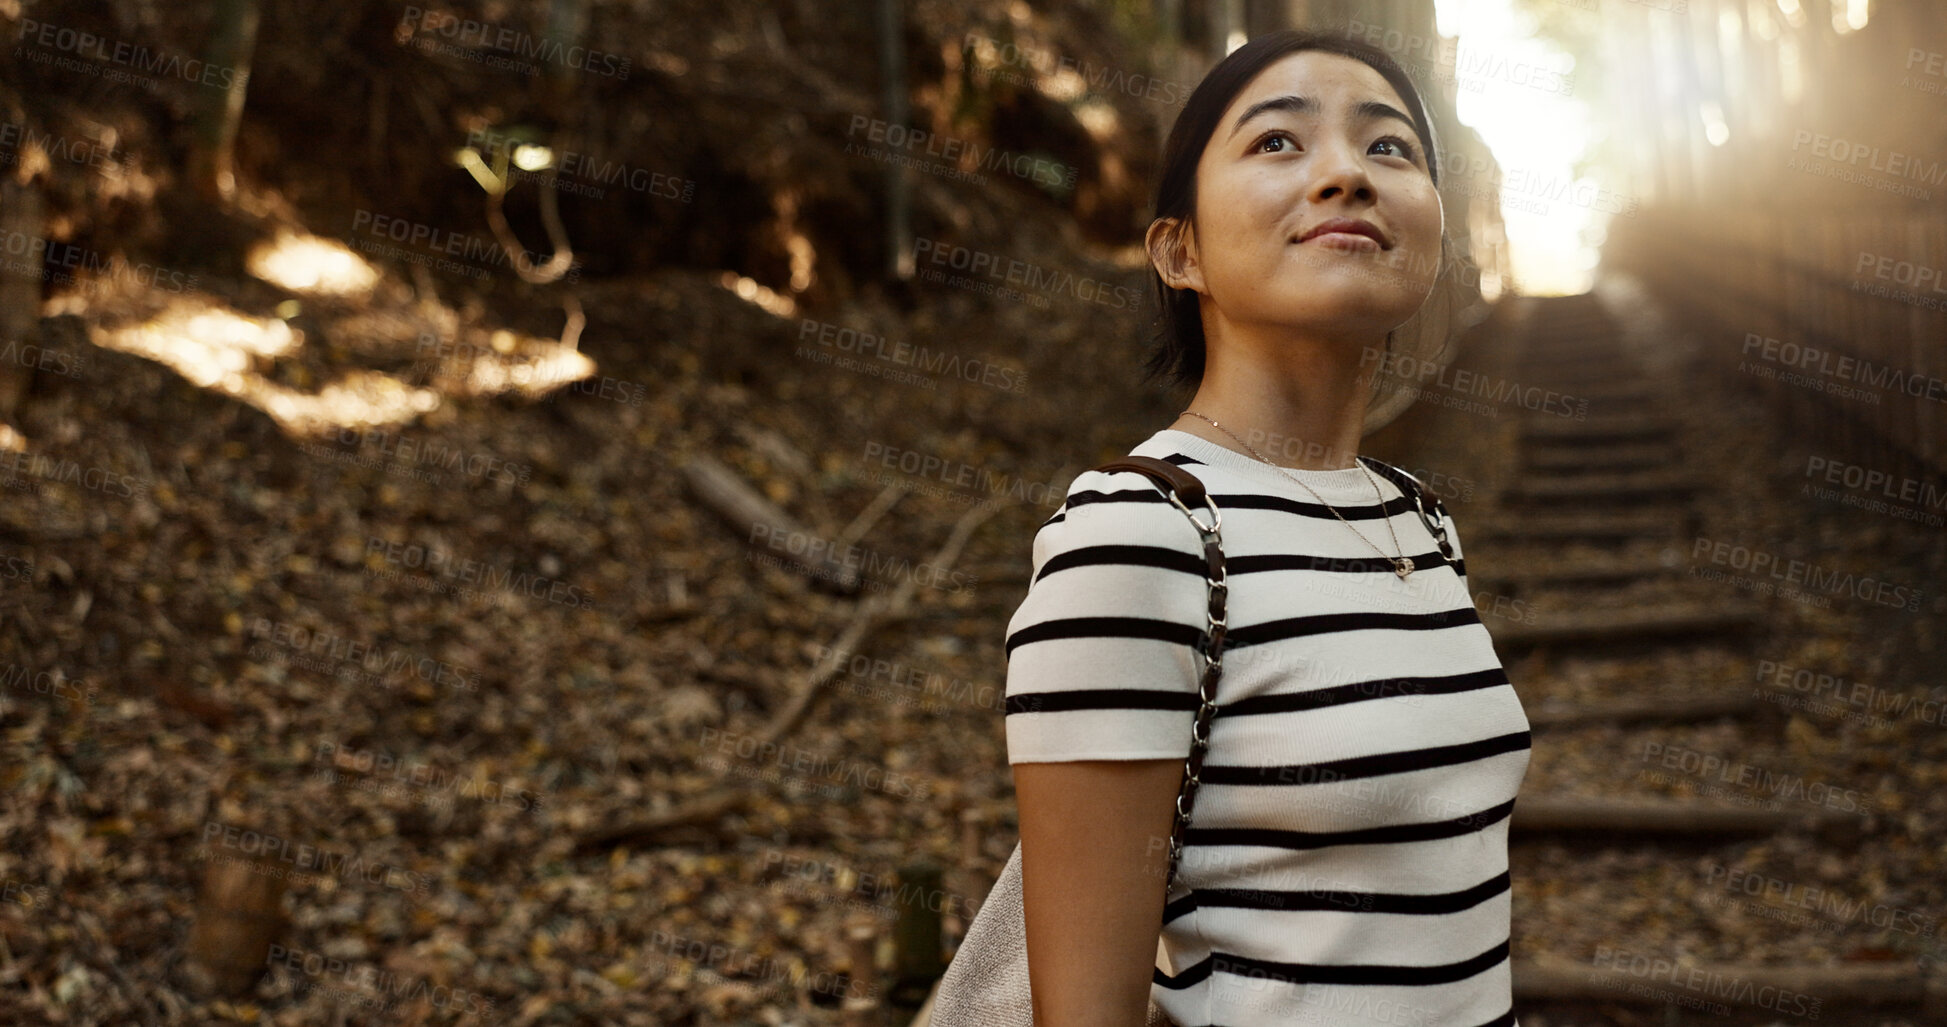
[1257,131,1295,153]
[1374,135,1417,161]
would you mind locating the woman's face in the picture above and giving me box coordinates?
[1166,50,1444,344]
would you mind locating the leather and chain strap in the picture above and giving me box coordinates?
[1356,458,1455,562]
[1089,456,1227,892]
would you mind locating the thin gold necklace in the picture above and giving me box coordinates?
[1178,411,1415,578]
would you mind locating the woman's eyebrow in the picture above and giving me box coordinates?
[1228,94,1420,143]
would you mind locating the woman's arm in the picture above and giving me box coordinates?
[1015,758,1182,1027]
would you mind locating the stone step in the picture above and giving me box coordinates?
[1491,601,1764,649]
[1477,509,1689,545]
[1524,691,1762,730]
[1513,960,1937,1011]
[1523,442,1679,473]
[1510,794,1859,838]
[1503,470,1702,506]
[1522,413,1677,445]
[1472,552,1682,590]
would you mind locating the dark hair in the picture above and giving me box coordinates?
[1141,30,1442,393]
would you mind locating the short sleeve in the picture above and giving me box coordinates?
[1002,469,1209,764]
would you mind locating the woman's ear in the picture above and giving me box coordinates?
[1145,217,1205,294]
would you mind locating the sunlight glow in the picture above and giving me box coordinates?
[717,271,797,318]
[98,301,443,437]
[1701,102,1731,146]
[1434,0,1596,295]
[463,345,597,396]
[246,230,380,297]
[1833,0,1868,33]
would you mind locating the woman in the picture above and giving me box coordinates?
[1002,29,1532,1026]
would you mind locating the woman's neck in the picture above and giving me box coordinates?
[1171,321,1378,471]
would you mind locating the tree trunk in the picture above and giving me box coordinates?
[188,0,261,206]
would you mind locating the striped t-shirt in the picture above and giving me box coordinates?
[1003,428,1530,1027]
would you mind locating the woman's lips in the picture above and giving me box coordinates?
[1297,217,1390,249]
[1305,231,1382,252]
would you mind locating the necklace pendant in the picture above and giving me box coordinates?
[1394,558,1414,579]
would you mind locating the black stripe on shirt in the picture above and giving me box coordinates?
[1172,870,1510,918]
[1032,544,1461,586]
[1064,487,1417,523]
[1156,938,1510,989]
[1202,731,1533,787]
[1219,669,1508,717]
[1230,550,1457,575]
[1033,543,1206,585]
[1005,687,1198,716]
[1004,614,1205,657]
[1185,798,1517,852]
[1225,608,1485,649]
[1172,1009,1513,1027]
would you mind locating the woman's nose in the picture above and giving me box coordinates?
[1307,138,1376,203]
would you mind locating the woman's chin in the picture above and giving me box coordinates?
[1263,296,1424,337]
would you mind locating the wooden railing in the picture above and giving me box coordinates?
[1604,204,1947,486]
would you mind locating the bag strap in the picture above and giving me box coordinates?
[1090,455,1225,892]
[1356,457,1454,561]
